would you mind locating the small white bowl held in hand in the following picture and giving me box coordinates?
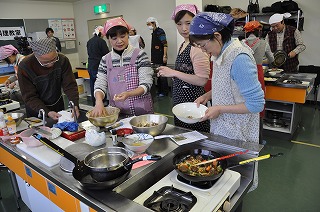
[122,133,154,153]
[172,102,208,124]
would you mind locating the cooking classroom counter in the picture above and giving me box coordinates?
[263,73,317,138]
[0,120,263,211]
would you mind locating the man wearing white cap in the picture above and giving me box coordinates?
[146,17,169,97]
[17,38,80,120]
[266,13,306,73]
[86,26,109,105]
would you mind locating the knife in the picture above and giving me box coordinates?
[32,126,52,137]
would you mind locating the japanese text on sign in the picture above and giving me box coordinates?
[0,26,26,40]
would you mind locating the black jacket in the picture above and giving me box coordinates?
[86,35,109,72]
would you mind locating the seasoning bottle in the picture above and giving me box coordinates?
[0,112,9,136]
[111,129,118,146]
[6,116,17,135]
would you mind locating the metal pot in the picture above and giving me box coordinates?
[33,133,161,186]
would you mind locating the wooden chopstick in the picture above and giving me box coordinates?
[195,150,249,166]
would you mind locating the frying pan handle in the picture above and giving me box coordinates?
[124,155,162,169]
[32,133,79,165]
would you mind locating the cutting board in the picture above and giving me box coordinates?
[16,136,74,167]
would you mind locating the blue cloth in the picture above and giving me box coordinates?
[53,121,79,132]
[190,12,233,35]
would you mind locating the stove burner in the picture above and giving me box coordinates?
[177,174,218,190]
[161,199,182,211]
[144,186,196,212]
[286,79,302,84]
[0,99,13,106]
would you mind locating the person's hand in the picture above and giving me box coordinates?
[157,66,175,78]
[200,105,222,122]
[114,92,129,102]
[4,79,11,88]
[90,101,107,117]
[163,56,168,64]
[288,51,297,58]
[48,111,62,120]
[9,82,16,89]
[194,95,210,107]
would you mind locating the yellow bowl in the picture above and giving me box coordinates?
[86,106,120,127]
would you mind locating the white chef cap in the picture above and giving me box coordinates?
[269,13,291,25]
[146,17,160,27]
[93,26,104,36]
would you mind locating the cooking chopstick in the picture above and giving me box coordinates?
[195,150,249,166]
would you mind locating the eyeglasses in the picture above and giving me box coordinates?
[36,54,59,67]
[193,39,211,48]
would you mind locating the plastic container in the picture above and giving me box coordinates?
[6,116,16,135]
[0,111,9,136]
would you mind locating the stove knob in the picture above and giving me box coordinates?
[223,200,231,211]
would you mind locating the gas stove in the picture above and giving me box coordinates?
[0,99,20,112]
[134,169,241,212]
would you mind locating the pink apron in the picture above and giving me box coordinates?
[106,49,153,116]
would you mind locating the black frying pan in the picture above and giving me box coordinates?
[173,149,227,182]
[173,148,283,182]
[33,133,161,188]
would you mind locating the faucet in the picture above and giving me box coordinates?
[38,109,46,127]
[68,101,77,123]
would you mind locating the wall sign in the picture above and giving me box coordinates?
[0,26,26,40]
[62,19,76,39]
[48,19,63,40]
[48,19,76,40]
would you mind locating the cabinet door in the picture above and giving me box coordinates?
[0,147,26,180]
[26,183,63,212]
[24,165,48,197]
[47,180,78,212]
[16,175,31,210]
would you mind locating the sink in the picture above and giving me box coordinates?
[77,109,88,123]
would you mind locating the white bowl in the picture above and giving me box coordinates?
[268,69,283,76]
[122,133,154,153]
[172,102,208,124]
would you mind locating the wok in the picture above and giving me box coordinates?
[33,133,161,188]
[173,148,283,182]
[273,50,288,67]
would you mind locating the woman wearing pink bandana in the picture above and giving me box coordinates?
[157,4,210,132]
[91,17,154,117]
[0,44,25,102]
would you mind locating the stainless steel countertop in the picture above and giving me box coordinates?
[0,123,263,211]
[266,73,317,89]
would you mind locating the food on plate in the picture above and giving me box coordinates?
[264,77,277,81]
[176,155,223,176]
[136,122,159,127]
[187,115,194,119]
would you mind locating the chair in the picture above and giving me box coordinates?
[0,164,20,209]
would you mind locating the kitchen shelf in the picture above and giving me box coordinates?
[263,124,290,133]
[265,100,293,113]
[263,100,302,139]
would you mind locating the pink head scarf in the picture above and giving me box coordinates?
[171,4,199,20]
[103,17,129,35]
[0,45,19,60]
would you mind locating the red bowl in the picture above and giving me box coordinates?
[116,128,133,137]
